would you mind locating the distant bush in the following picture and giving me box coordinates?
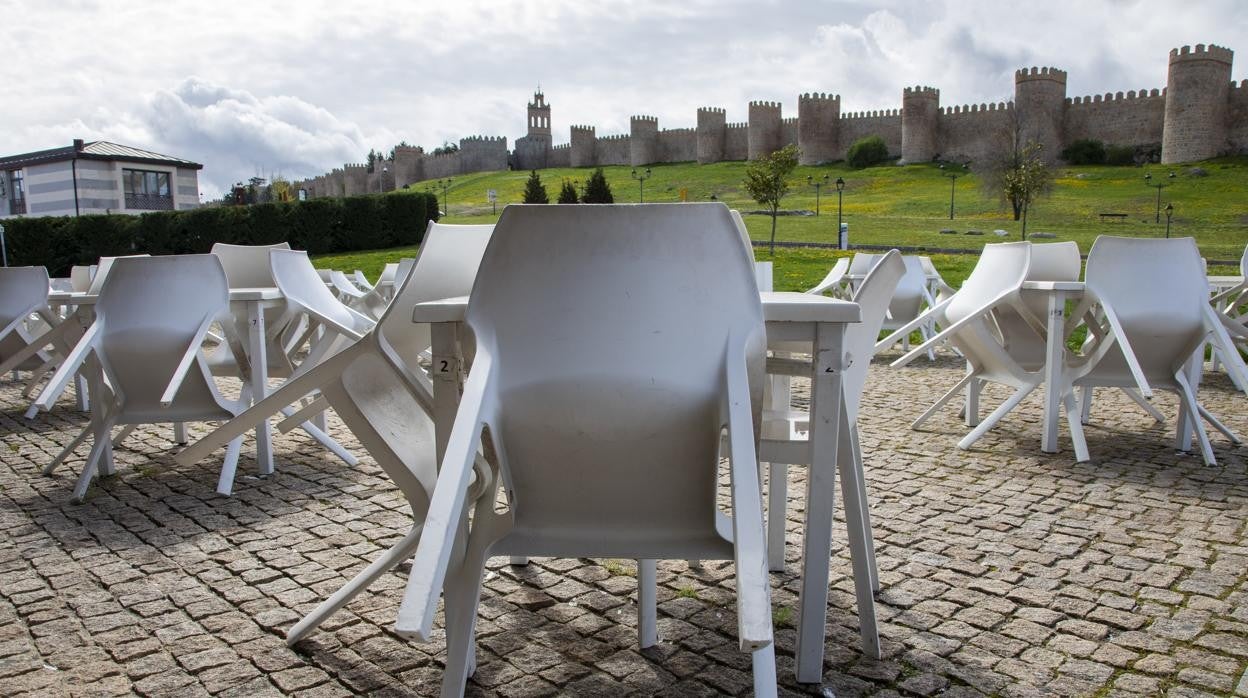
[2,192,438,276]
[1061,139,1106,165]
[557,179,579,204]
[1104,144,1136,166]
[522,170,549,204]
[846,136,889,169]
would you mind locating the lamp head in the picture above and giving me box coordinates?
[835,177,845,191]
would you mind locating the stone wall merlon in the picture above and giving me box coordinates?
[904,86,940,97]
[1170,43,1234,64]
[630,115,658,123]
[748,101,782,108]
[799,92,840,102]
[1015,66,1068,83]
[1068,89,1164,104]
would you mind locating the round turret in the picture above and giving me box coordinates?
[696,108,726,164]
[798,93,841,165]
[748,101,783,160]
[1014,67,1068,162]
[900,86,940,164]
[1162,44,1234,163]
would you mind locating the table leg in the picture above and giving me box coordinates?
[74,374,88,411]
[795,322,846,684]
[1041,291,1066,453]
[430,323,461,464]
[246,302,274,476]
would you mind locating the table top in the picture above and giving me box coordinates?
[48,287,282,304]
[412,292,861,325]
[1021,280,1085,292]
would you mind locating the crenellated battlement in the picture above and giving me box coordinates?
[1170,43,1233,64]
[1068,89,1164,106]
[1015,66,1068,84]
[304,42,1244,191]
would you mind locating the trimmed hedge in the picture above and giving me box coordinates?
[2,192,439,276]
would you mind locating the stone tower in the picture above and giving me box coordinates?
[570,125,596,167]
[630,115,659,166]
[798,93,840,165]
[696,108,726,164]
[1014,67,1068,163]
[1162,44,1234,164]
[900,86,940,164]
[528,91,551,139]
[748,101,783,160]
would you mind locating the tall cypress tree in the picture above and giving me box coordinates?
[581,168,614,203]
[522,170,549,204]
[557,179,579,204]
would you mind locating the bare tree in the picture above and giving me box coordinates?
[977,111,1052,238]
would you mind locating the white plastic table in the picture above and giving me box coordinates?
[1020,280,1085,453]
[226,287,284,475]
[412,291,875,683]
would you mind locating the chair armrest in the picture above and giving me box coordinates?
[396,353,496,642]
[723,332,773,652]
[1204,303,1248,389]
[33,322,101,412]
[875,296,952,355]
[1095,298,1153,398]
[216,313,253,383]
[161,314,218,407]
[891,288,1016,368]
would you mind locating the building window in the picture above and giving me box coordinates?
[6,170,24,215]
[123,168,173,210]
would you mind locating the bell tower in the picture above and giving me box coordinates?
[528,90,551,139]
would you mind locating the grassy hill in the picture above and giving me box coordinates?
[399,157,1248,260]
[316,156,1248,291]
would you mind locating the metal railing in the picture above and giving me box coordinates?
[125,193,174,211]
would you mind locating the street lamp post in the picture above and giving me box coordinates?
[806,174,829,215]
[1165,203,1174,238]
[436,178,452,216]
[835,177,846,231]
[1144,171,1175,223]
[631,167,652,203]
[379,166,388,194]
[940,163,967,220]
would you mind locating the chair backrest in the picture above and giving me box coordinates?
[271,250,373,338]
[87,255,149,295]
[848,253,880,279]
[466,203,764,548]
[0,266,50,330]
[1084,236,1209,379]
[943,242,1034,378]
[999,241,1081,368]
[377,223,494,370]
[94,255,231,418]
[882,256,930,329]
[210,242,291,288]
[846,251,905,421]
[69,265,94,292]
[729,209,755,263]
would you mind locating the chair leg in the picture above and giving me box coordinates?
[911,372,976,430]
[440,529,493,698]
[957,383,1038,450]
[45,427,91,475]
[836,419,880,658]
[111,424,137,448]
[965,375,981,427]
[1120,388,1165,422]
[849,432,879,593]
[215,436,245,496]
[72,415,117,502]
[287,524,425,645]
[172,422,188,446]
[637,559,658,648]
[1174,374,1216,466]
[1080,387,1093,425]
[766,462,787,572]
[1195,403,1240,445]
[1063,391,1090,462]
[751,643,778,698]
[508,557,529,566]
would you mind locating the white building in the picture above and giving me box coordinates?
[0,139,202,218]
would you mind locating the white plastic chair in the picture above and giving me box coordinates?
[206,242,298,380]
[805,257,851,298]
[36,255,245,500]
[1063,237,1248,465]
[394,204,776,697]
[351,270,375,292]
[0,267,60,377]
[177,221,496,645]
[895,242,1086,450]
[764,249,904,643]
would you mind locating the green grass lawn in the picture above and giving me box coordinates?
[395,156,1248,260]
[317,155,1247,286]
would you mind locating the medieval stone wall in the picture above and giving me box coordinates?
[299,43,1244,199]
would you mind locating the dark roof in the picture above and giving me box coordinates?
[0,141,203,170]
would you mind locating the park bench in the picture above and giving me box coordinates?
[1098,212,1129,222]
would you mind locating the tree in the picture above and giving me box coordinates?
[433,141,460,156]
[743,144,800,255]
[581,168,614,203]
[388,141,412,160]
[522,170,549,204]
[557,179,579,204]
[979,112,1053,237]
[846,136,889,169]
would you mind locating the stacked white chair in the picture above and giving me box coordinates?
[36,255,246,500]
[394,204,778,697]
[0,267,61,381]
[177,221,495,645]
[1062,236,1248,464]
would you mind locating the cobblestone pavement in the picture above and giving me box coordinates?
[1,355,1246,697]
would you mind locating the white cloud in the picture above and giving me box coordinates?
[0,0,1242,198]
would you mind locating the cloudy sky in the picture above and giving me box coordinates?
[2,0,1242,199]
